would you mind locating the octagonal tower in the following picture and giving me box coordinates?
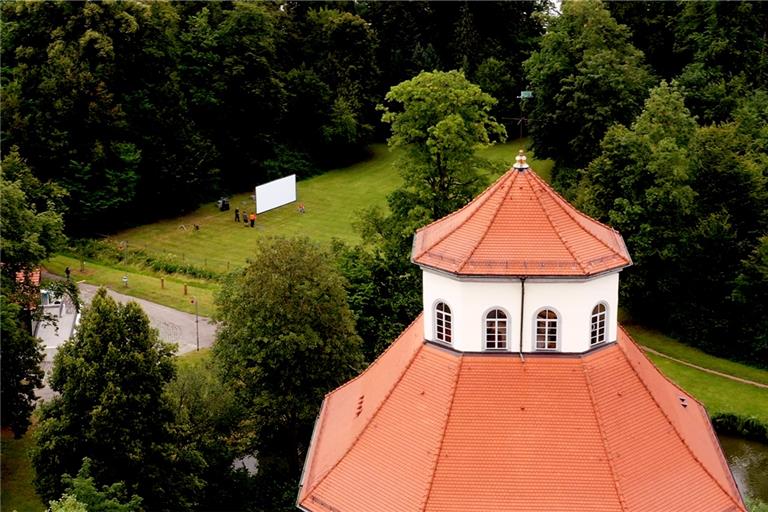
[413,151,631,354]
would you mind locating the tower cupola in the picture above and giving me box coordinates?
[412,151,632,353]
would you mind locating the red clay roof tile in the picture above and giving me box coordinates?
[298,317,744,512]
[412,167,632,276]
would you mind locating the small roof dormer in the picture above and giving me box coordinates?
[412,151,632,277]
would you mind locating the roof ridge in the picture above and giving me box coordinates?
[530,172,629,266]
[617,326,745,510]
[457,172,516,273]
[302,332,426,501]
[325,314,422,395]
[421,353,464,511]
[581,356,628,511]
[529,174,588,273]
[413,170,514,261]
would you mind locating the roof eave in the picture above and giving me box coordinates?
[413,260,632,281]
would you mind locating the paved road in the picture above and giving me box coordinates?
[36,277,217,401]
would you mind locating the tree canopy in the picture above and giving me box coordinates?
[524,0,655,176]
[0,149,67,438]
[578,82,768,365]
[213,236,363,510]
[32,289,202,510]
[379,69,506,223]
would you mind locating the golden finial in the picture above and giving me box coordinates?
[513,149,529,171]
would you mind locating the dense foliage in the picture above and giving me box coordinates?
[339,70,506,360]
[32,289,203,511]
[49,458,143,512]
[524,0,655,176]
[1,1,546,235]
[213,237,363,510]
[578,83,768,365]
[0,149,67,437]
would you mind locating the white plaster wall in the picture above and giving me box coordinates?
[422,269,619,353]
[522,273,619,353]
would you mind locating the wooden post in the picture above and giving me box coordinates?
[227,261,230,271]
[160,277,165,289]
[183,284,188,296]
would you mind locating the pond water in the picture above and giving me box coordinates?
[719,434,768,503]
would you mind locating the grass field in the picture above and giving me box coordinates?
[77,140,549,274]
[1,427,45,512]
[647,354,768,425]
[45,255,217,317]
[46,139,548,313]
[626,324,768,386]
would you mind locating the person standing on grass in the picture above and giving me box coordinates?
[234,208,240,222]
[249,212,256,227]
[243,213,248,227]
[65,266,71,280]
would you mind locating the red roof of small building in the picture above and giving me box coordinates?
[412,163,632,277]
[298,316,744,512]
[15,268,41,286]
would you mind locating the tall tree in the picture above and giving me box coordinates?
[340,70,505,360]
[674,1,768,124]
[32,289,203,510]
[0,149,67,438]
[578,82,768,364]
[607,1,684,80]
[213,237,363,511]
[379,69,506,222]
[524,0,655,181]
[577,82,697,330]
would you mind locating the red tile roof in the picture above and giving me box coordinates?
[15,268,41,286]
[412,167,632,277]
[298,316,744,512]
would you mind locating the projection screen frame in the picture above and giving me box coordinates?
[255,174,297,214]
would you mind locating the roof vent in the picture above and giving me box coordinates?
[513,149,529,171]
[678,396,688,408]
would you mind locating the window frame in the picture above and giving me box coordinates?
[533,307,560,351]
[433,300,453,345]
[483,307,510,351]
[590,302,608,346]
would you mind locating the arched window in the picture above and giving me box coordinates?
[535,309,558,350]
[435,302,452,344]
[590,303,607,345]
[485,309,508,350]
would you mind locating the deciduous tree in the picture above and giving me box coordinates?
[213,237,363,510]
[0,150,66,438]
[379,69,506,222]
[32,289,203,510]
[524,0,655,178]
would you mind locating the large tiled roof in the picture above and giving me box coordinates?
[412,166,632,277]
[298,315,744,512]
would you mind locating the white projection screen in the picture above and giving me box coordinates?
[255,174,296,214]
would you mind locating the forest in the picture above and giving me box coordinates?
[2,1,768,511]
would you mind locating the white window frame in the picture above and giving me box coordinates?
[534,307,560,351]
[590,302,608,346]
[434,301,452,344]
[483,307,509,350]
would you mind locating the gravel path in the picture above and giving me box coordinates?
[36,275,217,401]
[641,346,768,389]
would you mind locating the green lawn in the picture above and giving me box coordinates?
[1,427,45,512]
[627,324,768,386]
[45,139,549,314]
[87,140,547,275]
[45,255,217,317]
[647,355,768,425]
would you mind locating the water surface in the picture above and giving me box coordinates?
[719,434,768,503]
